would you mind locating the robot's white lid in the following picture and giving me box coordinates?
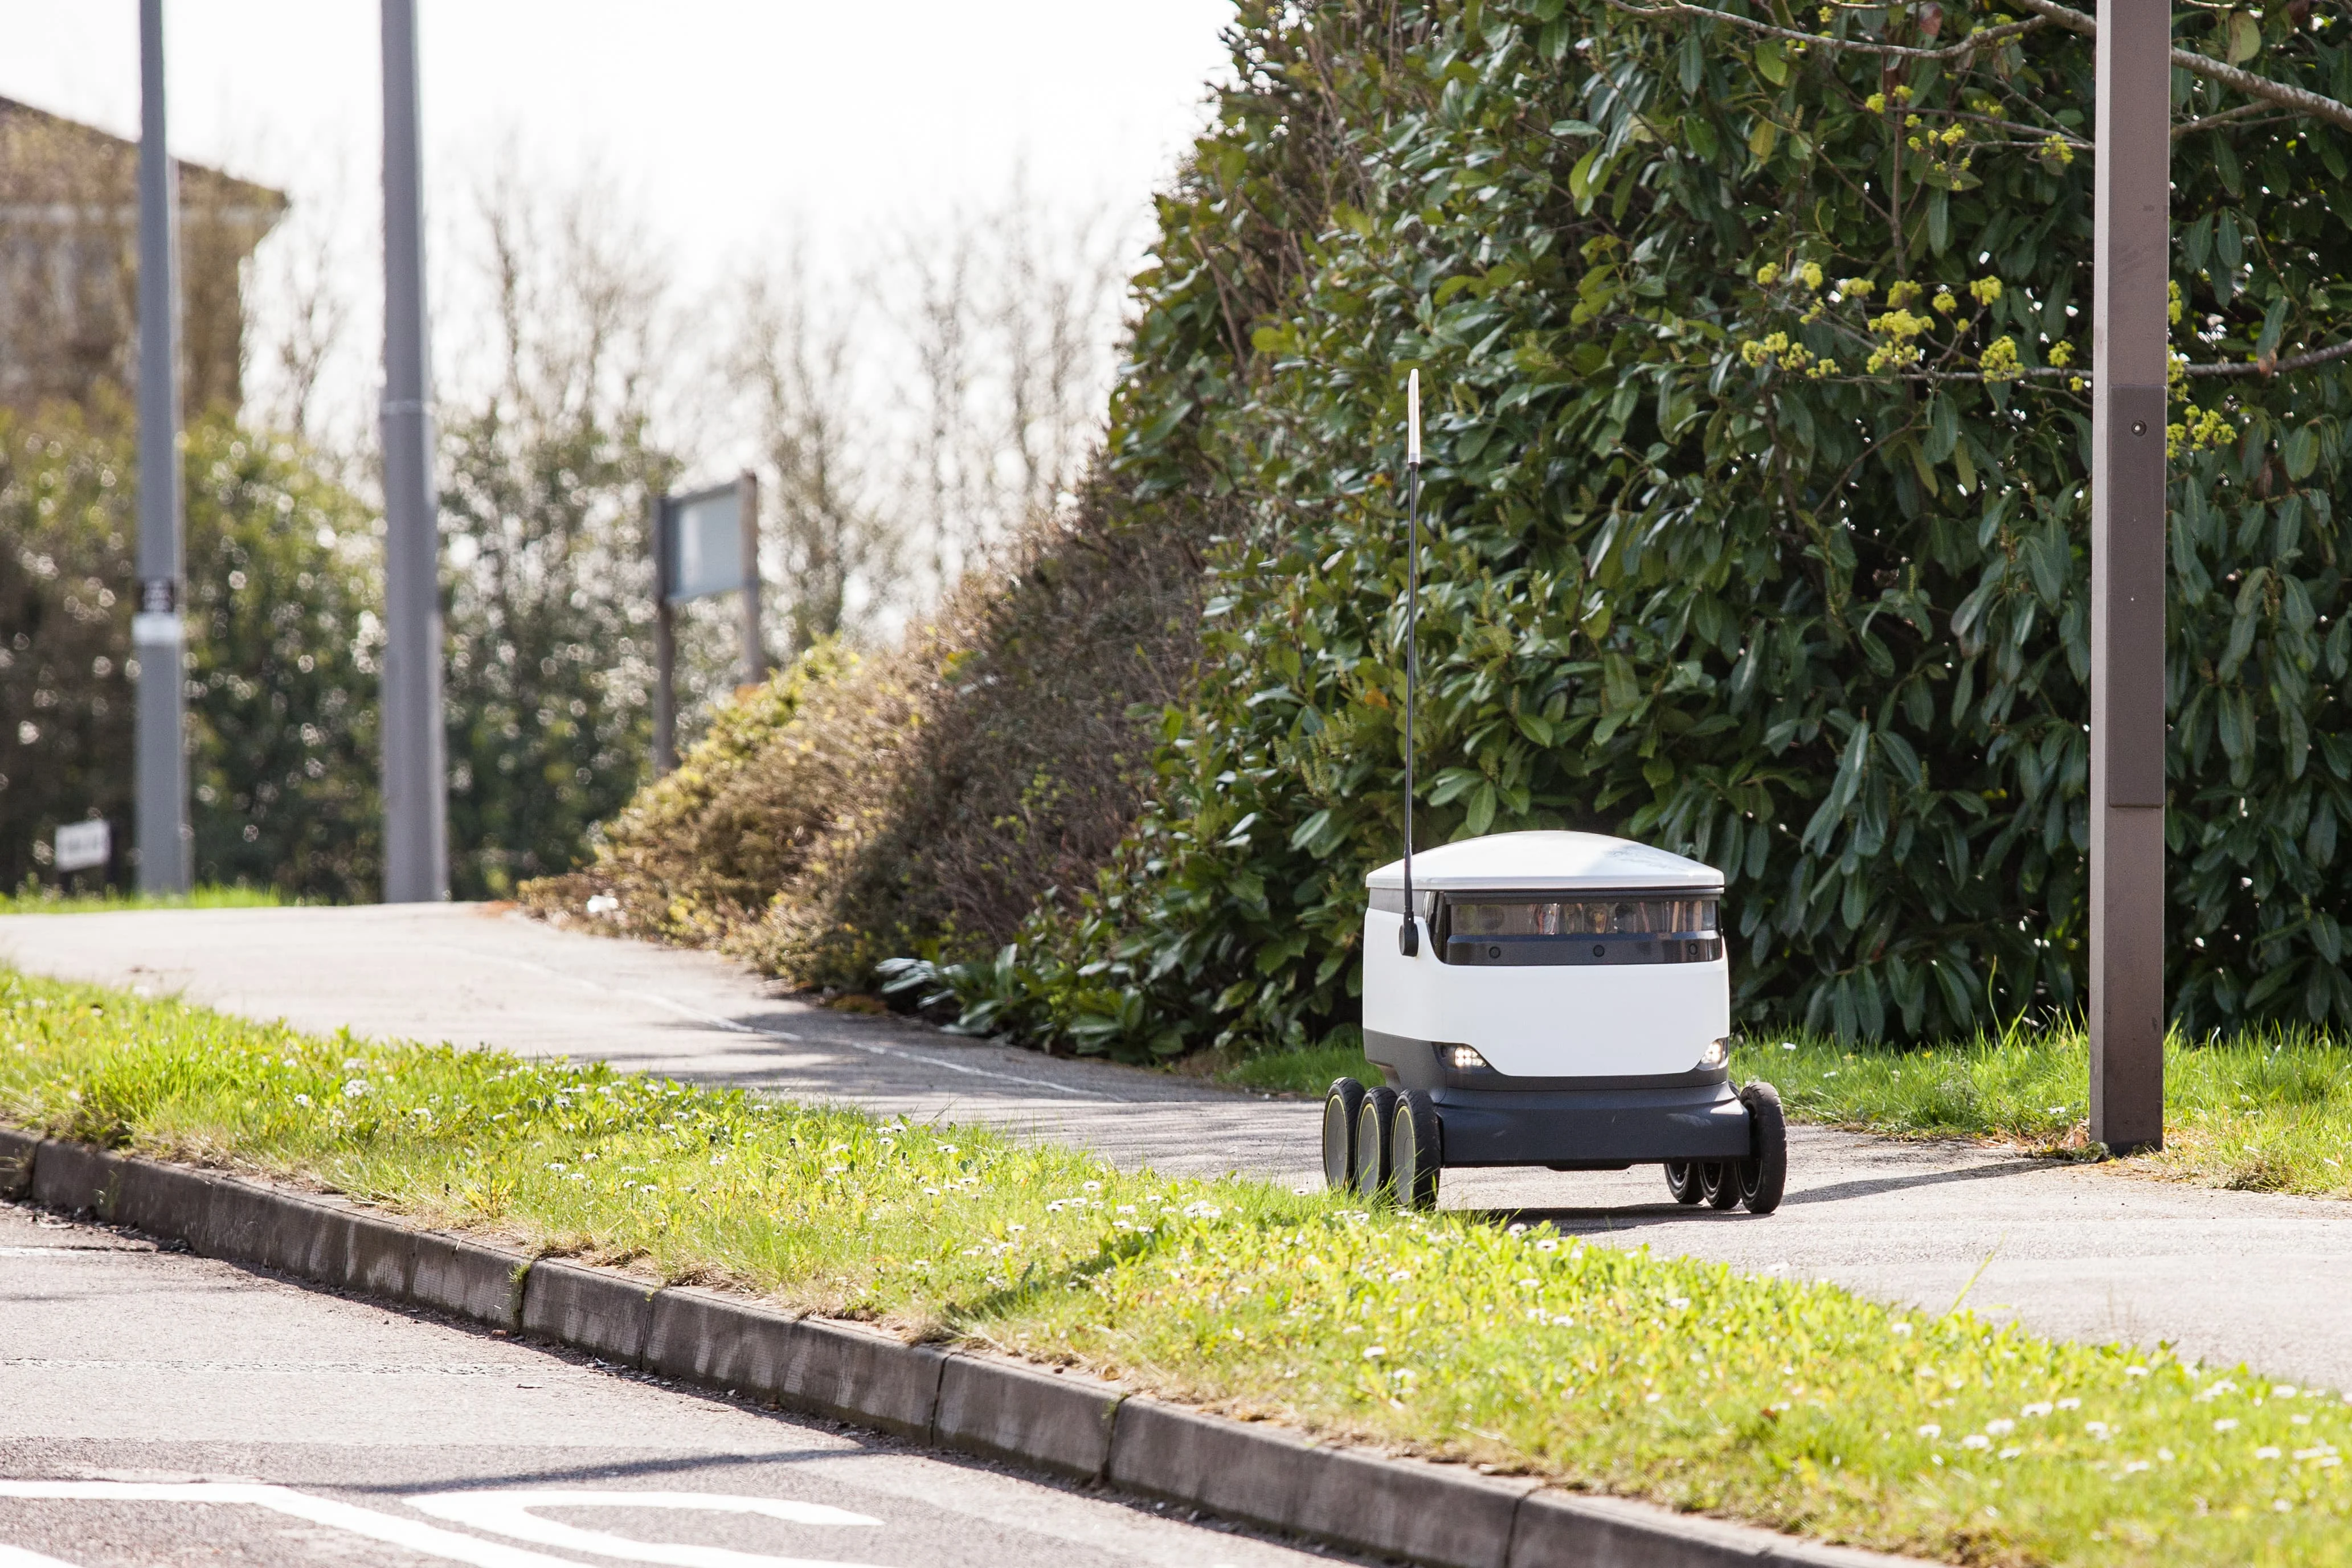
[1364,830,1722,893]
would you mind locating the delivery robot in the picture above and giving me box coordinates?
[1323,371,1786,1213]
[1328,830,1786,1213]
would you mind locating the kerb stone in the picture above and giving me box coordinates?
[644,1287,797,1395]
[1110,1397,1533,1568]
[0,1127,36,1197]
[30,1140,121,1218]
[110,1158,220,1247]
[1507,1491,1919,1568]
[411,1233,529,1329]
[772,1317,945,1442]
[522,1259,656,1365]
[935,1356,1123,1481]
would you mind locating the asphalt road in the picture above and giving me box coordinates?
[0,1200,1335,1568]
[7,903,2352,1402]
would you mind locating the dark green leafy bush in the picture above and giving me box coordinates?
[910,0,2352,1053]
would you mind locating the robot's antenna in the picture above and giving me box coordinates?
[1400,369,1422,958]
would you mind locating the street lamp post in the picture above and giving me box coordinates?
[379,0,449,902]
[133,0,190,894]
[2088,0,2171,1152]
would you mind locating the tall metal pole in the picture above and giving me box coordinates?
[652,496,677,776]
[737,470,765,688]
[379,0,448,902]
[2089,0,2170,1153]
[133,0,190,894]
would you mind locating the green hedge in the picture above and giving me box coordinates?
[900,0,2352,1053]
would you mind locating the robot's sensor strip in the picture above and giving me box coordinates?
[1368,889,1723,967]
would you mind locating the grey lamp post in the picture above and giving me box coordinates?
[2088,0,2171,1153]
[133,0,190,894]
[379,0,449,902]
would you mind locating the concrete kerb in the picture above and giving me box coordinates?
[1,1131,1938,1568]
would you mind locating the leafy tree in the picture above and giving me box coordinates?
[0,405,380,898]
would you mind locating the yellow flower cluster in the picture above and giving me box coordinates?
[2167,405,2235,458]
[1969,277,2002,305]
[1841,277,1875,298]
[1741,331,1817,371]
[2169,279,2186,326]
[1864,305,1930,372]
[1885,280,1925,308]
[1864,86,1915,114]
[1979,336,2022,381]
[1754,260,1826,290]
[1906,124,1969,153]
[1933,289,1960,314]
[2038,135,2076,169]
[2048,340,2074,367]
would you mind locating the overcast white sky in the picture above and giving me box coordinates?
[0,1,1236,440]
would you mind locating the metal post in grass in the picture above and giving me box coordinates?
[379,0,449,902]
[2088,0,2170,1153]
[133,0,190,895]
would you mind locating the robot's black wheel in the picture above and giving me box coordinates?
[1322,1078,1365,1192]
[1738,1081,1789,1215]
[1699,1160,1741,1209]
[1663,1161,1704,1205]
[1353,1086,1400,1201]
[1390,1090,1443,1213]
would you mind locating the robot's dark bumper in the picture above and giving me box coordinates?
[1427,1080,1751,1167]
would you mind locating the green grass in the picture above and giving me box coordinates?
[4,967,2350,1566]
[1232,1027,2352,1200]
[0,884,285,915]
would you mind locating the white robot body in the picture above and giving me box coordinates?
[1361,830,1729,1080]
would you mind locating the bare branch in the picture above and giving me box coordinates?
[1603,0,2049,60]
[2188,338,2352,377]
[2006,0,2352,137]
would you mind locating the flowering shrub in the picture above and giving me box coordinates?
[914,0,2352,1051]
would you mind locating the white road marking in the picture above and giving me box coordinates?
[0,1482,889,1568]
[1,1358,521,1376]
[419,943,1118,1101]
[0,1482,580,1567]
[0,1544,83,1567]
[408,1490,883,1567]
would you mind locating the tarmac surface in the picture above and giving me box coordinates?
[0,1200,1336,1568]
[7,902,2352,1405]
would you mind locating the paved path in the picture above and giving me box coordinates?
[0,1200,1333,1568]
[9,904,2352,1399]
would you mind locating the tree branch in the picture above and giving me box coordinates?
[2006,0,2352,138]
[2189,338,2352,378]
[1603,0,2049,59]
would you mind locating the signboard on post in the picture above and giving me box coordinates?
[54,820,111,875]
[651,472,763,775]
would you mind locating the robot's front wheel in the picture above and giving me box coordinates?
[1698,1160,1742,1209]
[1389,1090,1442,1212]
[1352,1086,1400,1199]
[1737,1081,1789,1215]
[1662,1161,1704,1205]
[1322,1078,1365,1192]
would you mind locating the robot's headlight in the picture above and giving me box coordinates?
[1697,1037,1730,1068]
[1443,1043,1491,1072]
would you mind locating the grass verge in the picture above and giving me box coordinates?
[1233,1028,2352,1201]
[3,966,2348,1567]
[0,885,285,915]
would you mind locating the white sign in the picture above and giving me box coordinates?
[667,488,744,603]
[53,820,109,874]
